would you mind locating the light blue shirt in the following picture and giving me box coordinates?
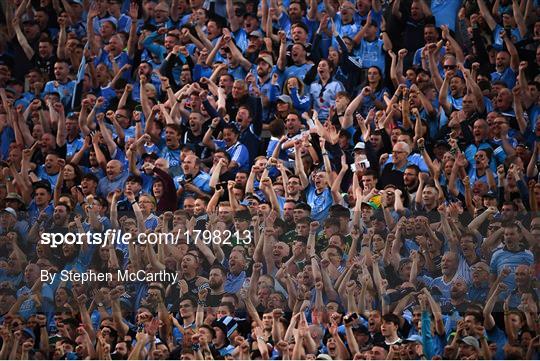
[354,38,386,74]
[214,140,250,171]
[43,80,76,108]
[384,153,429,173]
[224,271,246,294]
[306,185,333,222]
[308,79,345,121]
[490,248,533,294]
[97,171,129,197]
[431,0,462,31]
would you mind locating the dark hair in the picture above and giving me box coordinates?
[179,296,197,308]
[326,244,343,255]
[291,22,309,34]
[165,123,182,135]
[82,173,99,183]
[324,217,340,227]
[329,204,350,219]
[289,0,307,11]
[214,150,231,162]
[464,311,484,324]
[363,169,378,179]
[222,293,239,305]
[210,264,227,277]
[382,313,401,326]
[295,202,312,212]
[218,302,235,314]
[33,181,52,194]
[223,123,240,135]
[405,164,420,175]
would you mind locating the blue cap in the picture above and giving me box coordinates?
[404,334,423,343]
[213,316,238,338]
[22,328,35,340]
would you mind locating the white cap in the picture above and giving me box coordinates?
[354,142,366,150]
[0,207,17,218]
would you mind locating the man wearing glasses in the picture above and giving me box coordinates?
[379,141,411,190]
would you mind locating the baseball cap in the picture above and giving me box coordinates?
[434,139,451,149]
[352,324,370,335]
[277,94,292,104]
[483,190,497,199]
[245,193,263,202]
[249,30,263,38]
[5,193,24,204]
[470,261,489,273]
[0,207,17,218]
[69,0,83,4]
[142,152,159,160]
[354,142,366,150]
[22,328,36,340]
[257,54,273,66]
[459,336,480,351]
[22,17,38,25]
[403,335,423,343]
[316,354,332,360]
[361,200,378,209]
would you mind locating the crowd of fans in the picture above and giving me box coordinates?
[0,0,539,359]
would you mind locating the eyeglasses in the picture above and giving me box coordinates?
[443,65,457,70]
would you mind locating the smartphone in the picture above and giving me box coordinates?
[216,181,227,191]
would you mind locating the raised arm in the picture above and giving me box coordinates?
[501,30,519,72]
[225,0,243,32]
[276,31,288,71]
[477,0,497,31]
[441,25,464,63]
[438,70,453,115]
[294,142,309,189]
[512,0,527,38]
[96,113,118,156]
[12,17,34,60]
[352,12,371,45]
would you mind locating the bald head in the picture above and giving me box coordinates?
[182,154,201,175]
[106,160,123,179]
[393,141,410,154]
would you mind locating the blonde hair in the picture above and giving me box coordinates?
[144,83,157,98]
[140,194,157,210]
